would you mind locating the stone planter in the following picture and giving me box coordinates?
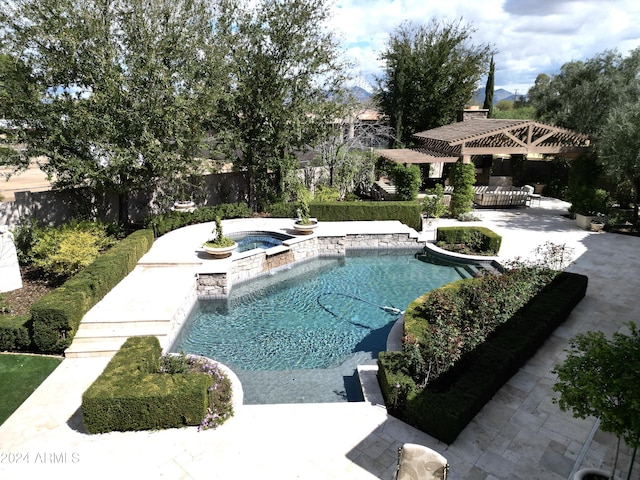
[172,200,196,213]
[202,242,237,259]
[575,213,599,230]
[590,220,605,232]
[293,220,319,235]
[572,467,610,480]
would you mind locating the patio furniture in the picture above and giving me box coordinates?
[473,185,533,208]
[395,443,449,480]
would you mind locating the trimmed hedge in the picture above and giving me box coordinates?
[310,201,422,231]
[379,271,588,444]
[30,229,154,354]
[82,336,210,433]
[436,226,502,255]
[145,203,252,237]
[0,315,31,351]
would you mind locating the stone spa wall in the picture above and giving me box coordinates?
[196,232,425,299]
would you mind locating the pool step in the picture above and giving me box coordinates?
[71,323,168,344]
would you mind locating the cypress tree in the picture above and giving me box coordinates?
[483,55,495,117]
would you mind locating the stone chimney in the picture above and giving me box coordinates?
[457,105,489,122]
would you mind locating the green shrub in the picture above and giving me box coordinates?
[449,161,475,218]
[436,226,502,255]
[145,203,252,237]
[265,201,297,218]
[310,201,422,231]
[404,265,548,385]
[380,271,588,443]
[30,229,154,353]
[0,315,31,351]
[14,221,115,280]
[82,337,233,433]
[314,185,341,202]
[421,184,448,218]
[390,163,421,201]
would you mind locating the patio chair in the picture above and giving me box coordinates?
[395,443,449,480]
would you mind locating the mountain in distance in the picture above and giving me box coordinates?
[346,76,374,101]
[472,87,526,105]
[348,86,372,101]
[343,82,525,105]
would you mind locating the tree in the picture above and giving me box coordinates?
[313,97,393,198]
[376,18,493,146]
[1,0,227,225]
[598,102,640,228]
[553,323,640,480]
[0,53,38,121]
[527,50,627,136]
[0,53,39,167]
[449,161,475,218]
[483,55,495,117]
[220,0,349,210]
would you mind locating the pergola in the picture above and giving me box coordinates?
[376,119,592,166]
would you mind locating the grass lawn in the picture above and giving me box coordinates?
[0,354,63,425]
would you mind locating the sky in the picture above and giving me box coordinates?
[330,0,640,95]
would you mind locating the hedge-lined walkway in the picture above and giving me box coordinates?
[1,199,639,479]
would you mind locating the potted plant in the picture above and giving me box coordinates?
[172,200,196,212]
[421,184,448,230]
[552,322,640,480]
[590,217,605,232]
[293,196,318,235]
[202,217,237,258]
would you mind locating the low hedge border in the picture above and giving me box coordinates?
[82,336,210,434]
[310,201,422,231]
[378,271,588,444]
[29,229,155,354]
[436,226,502,255]
[145,203,252,237]
[0,315,31,351]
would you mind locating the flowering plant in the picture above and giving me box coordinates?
[159,353,234,431]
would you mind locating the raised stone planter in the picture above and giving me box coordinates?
[575,213,598,230]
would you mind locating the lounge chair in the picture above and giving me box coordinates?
[395,443,449,480]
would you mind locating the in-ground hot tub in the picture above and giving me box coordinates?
[227,231,294,253]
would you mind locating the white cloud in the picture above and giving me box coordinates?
[329,0,640,94]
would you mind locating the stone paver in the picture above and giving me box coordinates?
[1,198,639,479]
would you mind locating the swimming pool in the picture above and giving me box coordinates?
[171,249,462,403]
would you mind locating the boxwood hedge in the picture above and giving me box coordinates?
[310,201,422,231]
[30,229,154,354]
[82,336,210,433]
[436,226,502,255]
[378,271,588,444]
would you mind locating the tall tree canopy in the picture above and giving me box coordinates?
[528,48,640,226]
[376,19,493,147]
[220,0,349,210]
[527,50,631,136]
[1,0,228,224]
[0,53,38,121]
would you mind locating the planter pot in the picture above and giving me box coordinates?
[533,183,546,195]
[172,200,196,212]
[293,220,318,235]
[423,216,439,230]
[573,467,610,480]
[202,242,237,259]
[575,213,599,230]
[590,221,605,232]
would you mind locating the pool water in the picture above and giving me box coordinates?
[171,250,462,403]
[229,231,292,252]
[235,234,282,252]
